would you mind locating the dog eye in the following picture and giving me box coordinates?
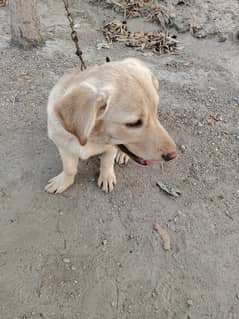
[125,119,143,128]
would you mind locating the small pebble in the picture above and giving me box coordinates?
[63,258,70,263]
[234,95,239,100]
[102,239,107,245]
[234,30,239,41]
[218,34,227,42]
[187,299,193,306]
[179,144,186,153]
[143,52,154,57]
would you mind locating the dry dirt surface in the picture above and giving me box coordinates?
[0,1,239,319]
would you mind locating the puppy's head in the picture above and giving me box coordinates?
[100,59,177,165]
[56,59,177,165]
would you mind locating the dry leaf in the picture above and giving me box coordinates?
[156,181,181,198]
[153,223,171,250]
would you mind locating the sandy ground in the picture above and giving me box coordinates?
[0,1,239,318]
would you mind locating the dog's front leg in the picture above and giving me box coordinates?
[97,147,117,192]
[45,148,78,194]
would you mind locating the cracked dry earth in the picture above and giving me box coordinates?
[0,1,239,318]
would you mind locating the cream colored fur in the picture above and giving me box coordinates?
[45,58,177,193]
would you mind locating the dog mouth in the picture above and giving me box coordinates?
[118,144,153,166]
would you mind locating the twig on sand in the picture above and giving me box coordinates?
[156,181,181,198]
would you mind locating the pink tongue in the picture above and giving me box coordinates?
[146,160,153,166]
[138,159,153,166]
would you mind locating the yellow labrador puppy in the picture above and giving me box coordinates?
[45,58,177,193]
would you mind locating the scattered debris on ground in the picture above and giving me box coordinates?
[101,0,177,54]
[153,223,171,251]
[156,181,181,198]
[190,22,207,39]
[0,0,6,8]
[103,20,177,54]
[108,0,163,19]
[96,0,239,40]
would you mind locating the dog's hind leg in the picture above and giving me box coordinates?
[45,148,78,194]
[98,147,117,193]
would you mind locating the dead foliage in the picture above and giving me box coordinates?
[111,0,171,29]
[102,0,177,54]
[103,19,177,54]
[118,0,159,18]
[111,0,159,18]
[0,0,7,7]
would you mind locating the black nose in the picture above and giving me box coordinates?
[162,151,177,161]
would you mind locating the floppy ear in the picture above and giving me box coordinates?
[55,84,108,145]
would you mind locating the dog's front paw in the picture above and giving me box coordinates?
[45,172,75,194]
[115,150,129,165]
[97,170,116,193]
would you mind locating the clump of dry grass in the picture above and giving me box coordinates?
[103,19,177,54]
[102,0,177,54]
